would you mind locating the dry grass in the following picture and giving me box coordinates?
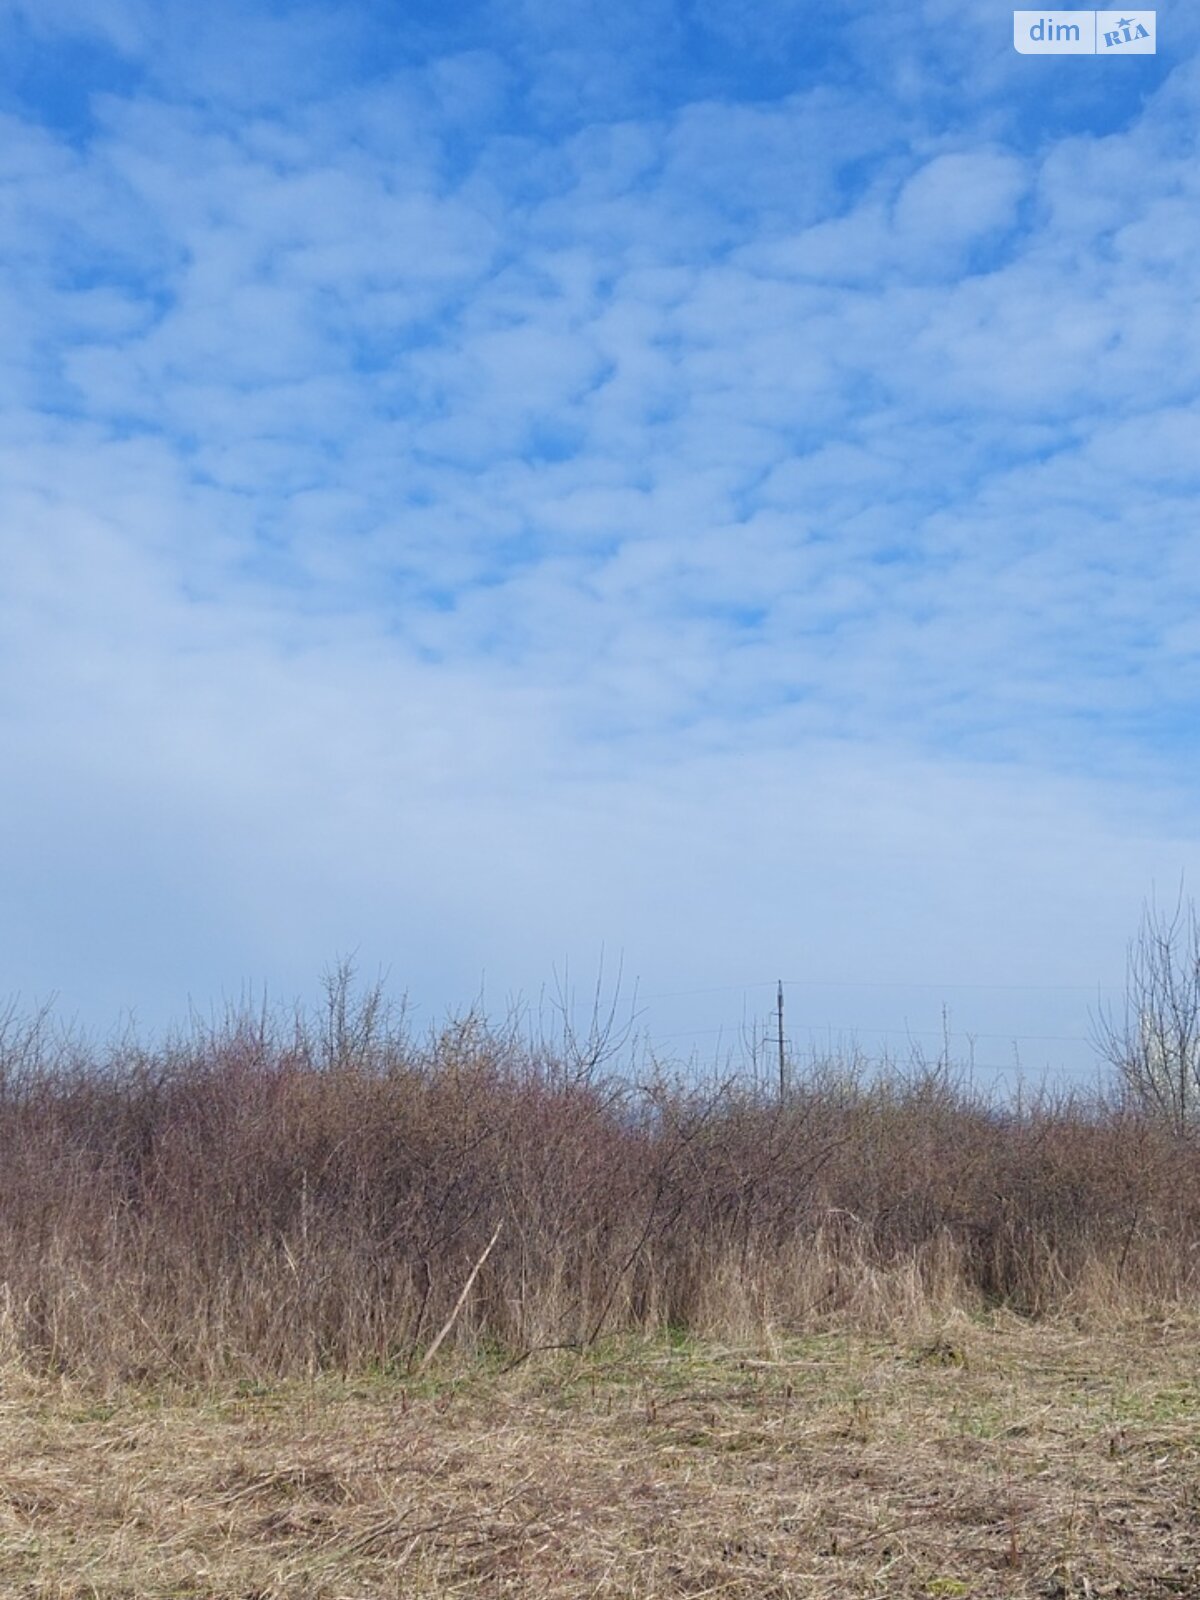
[3,982,1200,1385]
[2,980,1200,1594]
[2,1316,1198,1598]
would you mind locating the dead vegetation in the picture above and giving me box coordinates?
[1,1318,1198,1597]
[0,972,1198,1385]
[0,977,1198,1593]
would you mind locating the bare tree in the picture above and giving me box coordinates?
[1095,895,1200,1136]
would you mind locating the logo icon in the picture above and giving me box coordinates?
[1096,11,1155,51]
[1013,9,1155,52]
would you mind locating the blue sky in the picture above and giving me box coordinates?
[1,0,1197,1077]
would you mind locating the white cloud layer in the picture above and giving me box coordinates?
[1,6,1197,1071]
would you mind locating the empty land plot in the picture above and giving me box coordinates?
[1,1317,1198,1599]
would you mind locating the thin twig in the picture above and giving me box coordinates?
[416,1221,504,1377]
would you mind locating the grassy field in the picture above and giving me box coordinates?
[2,997,1200,1594]
[2,1316,1198,1599]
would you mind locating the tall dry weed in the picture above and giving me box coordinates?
[0,986,1197,1383]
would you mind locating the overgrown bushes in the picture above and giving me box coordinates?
[0,983,1197,1384]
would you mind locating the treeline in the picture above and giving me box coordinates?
[0,981,1196,1384]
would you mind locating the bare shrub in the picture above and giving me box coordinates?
[1095,894,1200,1135]
[0,979,1197,1385]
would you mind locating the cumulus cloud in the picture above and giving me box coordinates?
[892,150,1027,258]
[0,0,1196,1067]
[0,0,153,54]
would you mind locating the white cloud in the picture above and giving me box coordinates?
[0,0,153,54]
[892,150,1027,257]
[1,17,1199,1065]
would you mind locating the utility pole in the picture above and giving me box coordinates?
[777,979,786,1102]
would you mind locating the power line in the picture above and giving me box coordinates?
[789,1022,1091,1044]
[782,978,1106,994]
[641,980,777,1001]
[641,977,1112,1003]
[653,1022,1091,1046]
[638,974,1114,1074]
[952,1061,1104,1076]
